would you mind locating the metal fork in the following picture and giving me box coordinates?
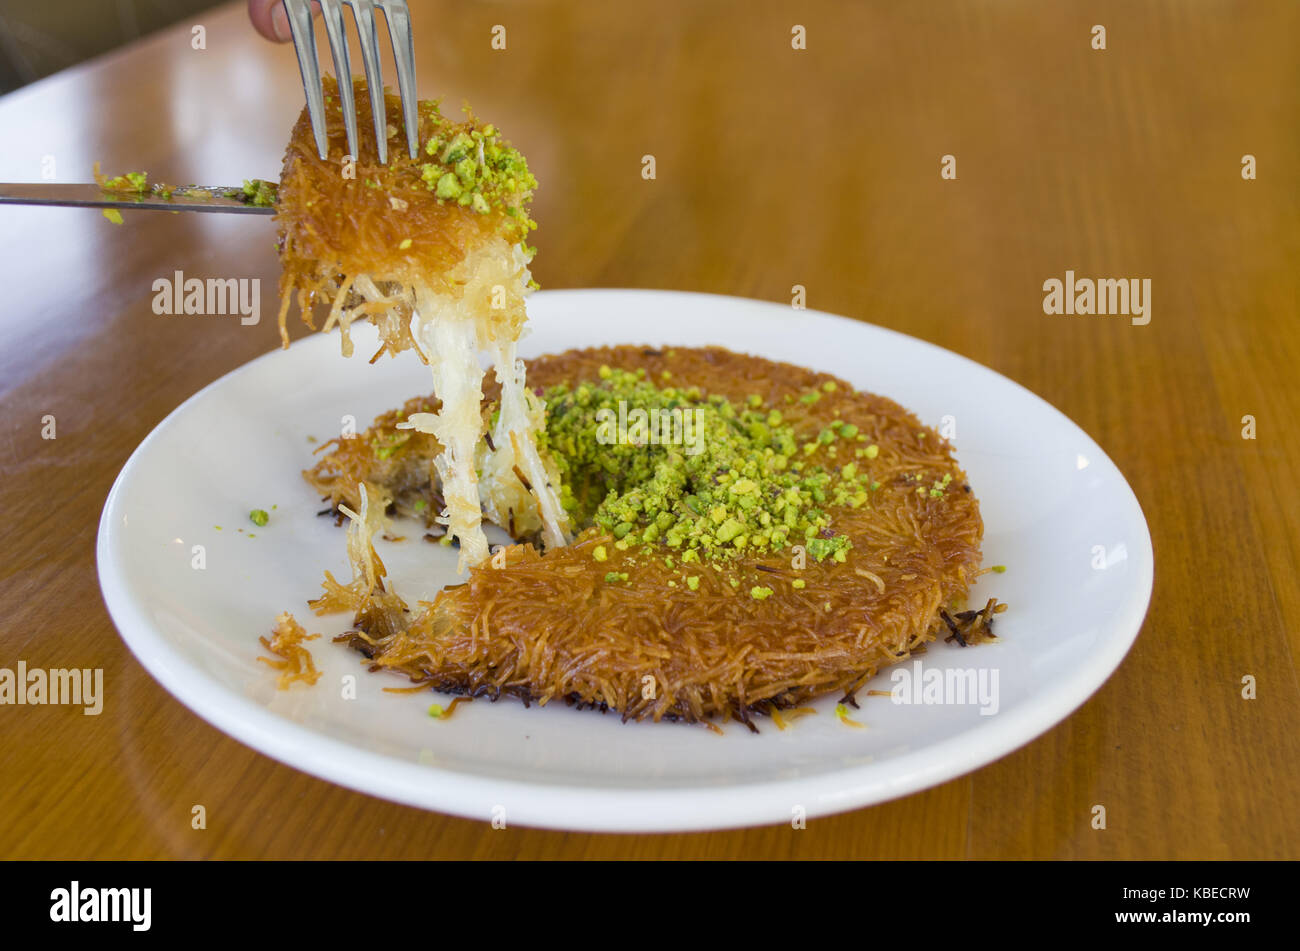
[282,0,419,165]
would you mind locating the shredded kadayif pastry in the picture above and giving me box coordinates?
[274,75,569,571]
[257,612,323,689]
[311,346,1002,728]
[262,78,1006,728]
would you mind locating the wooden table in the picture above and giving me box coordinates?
[1,0,1296,860]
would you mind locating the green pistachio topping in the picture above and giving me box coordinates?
[102,171,149,192]
[240,179,278,207]
[434,171,461,200]
[416,109,538,238]
[98,169,279,210]
[537,367,879,566]
[372,431,411,460]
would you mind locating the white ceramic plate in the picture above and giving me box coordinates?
[97,289,1153,832]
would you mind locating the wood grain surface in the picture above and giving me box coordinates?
[0,0,1296,859]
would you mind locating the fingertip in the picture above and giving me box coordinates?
[271,5,292,43]
[248,0,292,43]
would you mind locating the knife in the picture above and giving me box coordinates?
[0,182,277,215]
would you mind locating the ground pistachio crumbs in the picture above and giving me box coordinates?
[249,509,270,527]
[537,366,907,578]
[372,431,411,460]
[417,108,538,239]
[237,179,278,207]
[102,171,148,192]
[97,167,278,208]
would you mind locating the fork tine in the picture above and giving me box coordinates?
[282,0,328,160]
[345,0,389,165]
[317,0,357,163]
[378,0,419,159]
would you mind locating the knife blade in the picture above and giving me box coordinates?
[0,182,277,215]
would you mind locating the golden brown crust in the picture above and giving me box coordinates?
[313,345,997,727]
[257,613,323,689]
[274,75,526,358]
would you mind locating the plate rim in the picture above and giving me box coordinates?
[96,287,1155,833]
